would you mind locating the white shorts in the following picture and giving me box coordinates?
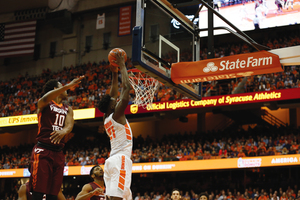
[104,154,132,200]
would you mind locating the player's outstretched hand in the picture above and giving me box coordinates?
[92,188,104,196]
[50,130,67,144]
[113,52,125,68]
[67,75,85,90]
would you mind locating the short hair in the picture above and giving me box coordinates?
[98,94,111,113]
[172,188,180,194]
[199,193,209,200]
[43,79,59,95]
[90,165,100,177]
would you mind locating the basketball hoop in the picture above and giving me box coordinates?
[128,69,160,108]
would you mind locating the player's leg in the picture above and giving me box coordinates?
[29,145,51,200]
[49,151,65,197]
[123,156,133,200]
[104,157,112,200]
[105,155,133,200]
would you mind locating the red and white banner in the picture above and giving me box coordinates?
[0,20,36,58]
[96,14,105,29]
[171,51,283,84]
[118,6,132,36]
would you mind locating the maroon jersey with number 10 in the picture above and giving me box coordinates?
[36,100,69,148]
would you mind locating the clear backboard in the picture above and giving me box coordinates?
[132,0,201,100]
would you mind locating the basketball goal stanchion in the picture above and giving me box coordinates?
[128,69,160,109]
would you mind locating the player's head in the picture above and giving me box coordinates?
[199,193,209,200]
[90,165,104,179]
[43,79,68,99]
[98,94,117,113]
[171,188,181,200]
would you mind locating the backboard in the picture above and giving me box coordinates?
[132,0,202,100]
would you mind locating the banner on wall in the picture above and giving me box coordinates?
[118,6,132,36]
[171,51,283,84]
[124,88,300,115]
[1,155,300,178]
[0,108,95,127]
[96,14,105,29]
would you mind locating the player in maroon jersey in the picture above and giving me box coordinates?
[17,182,66,200]
[29,76,84,200]
[75,165,105,200]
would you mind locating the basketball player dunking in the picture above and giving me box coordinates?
[98,52,133,200]
[29,76,84,200]
[75,165,105,200]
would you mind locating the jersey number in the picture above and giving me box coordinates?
[107,126,116,140]
[104,121,116,140]
[54,114,65,126]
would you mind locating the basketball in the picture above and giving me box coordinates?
[108,48,127,67]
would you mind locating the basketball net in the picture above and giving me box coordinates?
[128,69,160,108]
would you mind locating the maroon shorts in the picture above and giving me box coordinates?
[29,144,65,195]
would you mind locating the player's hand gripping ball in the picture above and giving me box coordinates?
[108,48,127,67]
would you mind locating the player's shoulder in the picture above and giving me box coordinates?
[104,112,113,121]
[82,183,94,191]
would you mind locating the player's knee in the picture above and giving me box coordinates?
[47,194,58,200]
[32,191,44,200]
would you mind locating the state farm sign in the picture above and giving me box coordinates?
[171,51,282,84]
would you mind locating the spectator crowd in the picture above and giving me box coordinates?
[1,125,300,169]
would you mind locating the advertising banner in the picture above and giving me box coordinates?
[0,108,95,127]
[1,155,300,178]
[171,51,283,84]
[125,88,300,115]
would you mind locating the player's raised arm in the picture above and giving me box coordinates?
[75,184,103,200]
[50,106,74,144]
[113,53,131,121]
[38,76,84,110]
[110,66,119,100]
[17,184,27,200]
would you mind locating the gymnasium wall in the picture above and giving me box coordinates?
[0,4,134,81]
